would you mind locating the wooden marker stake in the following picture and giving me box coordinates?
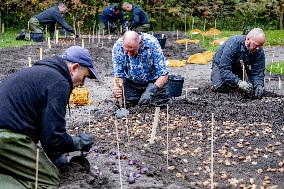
[88,34,91,47]
[45,26,48,41]
[185,40,188,51]
[35,148,39,189]
[176,30,179,40]
[92,25,95,44]
[211,113,214,189]
[166,104,169,169]
[39,48,43,61]
[240,60,245,81]
[115,120,123,189]
[279,77,281,89]
[88,106,91,132]
[55,30,59,44]
[149,107,160,144]
[48,37,51,49]
[82,38,84,48]
[28,57,32,67]
[1,23,4,33]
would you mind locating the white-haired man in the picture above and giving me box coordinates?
[211,28,266,99]
[112,31,169,107]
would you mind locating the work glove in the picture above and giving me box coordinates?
[254,85,264,99]
[237,80,253,94]
[138,83,159,106]
[72,133,94,152]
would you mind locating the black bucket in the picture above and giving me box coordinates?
[168,75,184,97]
[30,32,44,42]
[154,34,167,49]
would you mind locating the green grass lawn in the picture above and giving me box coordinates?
[266,61,284,75]
[188,29,284,52]
[0,29,33,48]
[1,28,284,50]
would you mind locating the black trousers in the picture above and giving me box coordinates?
[123,78,169,106]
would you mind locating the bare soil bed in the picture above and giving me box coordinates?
[0,32,283,189]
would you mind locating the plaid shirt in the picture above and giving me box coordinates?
[112,32,168,83]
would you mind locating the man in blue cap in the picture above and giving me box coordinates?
[122,2,150,32]
[99,4,127,34]
[0,46,99,188]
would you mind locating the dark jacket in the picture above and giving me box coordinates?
[100,5,126,26]
[130,4,149,28]
[0,56,76,155]
[35,6,75,36]
[211,35,265,89]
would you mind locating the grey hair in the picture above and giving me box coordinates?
[247,28,265,41]
[122,2,131,8]
[58,3,67,9]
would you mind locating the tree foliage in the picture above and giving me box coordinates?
[0,0,283,30]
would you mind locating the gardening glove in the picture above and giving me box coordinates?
[138,83,159,106]
[237,80,253,94]
[254,85,264,99]
[72,133,94,152]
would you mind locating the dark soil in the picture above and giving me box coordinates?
[0,32,284,189]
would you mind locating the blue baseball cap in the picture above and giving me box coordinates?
[62,46,100,80]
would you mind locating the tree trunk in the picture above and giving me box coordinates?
[280,3,284,29]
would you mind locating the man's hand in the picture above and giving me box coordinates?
[72,133,94,152]
[237,80,253,94]
[113,86,123,98]
[254,85,264,99]
[138,83,159,106]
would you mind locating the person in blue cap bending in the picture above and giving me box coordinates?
[112,31,169,107]
[99,4,127,34]
[211,28,266,99]
[0,46,99,188]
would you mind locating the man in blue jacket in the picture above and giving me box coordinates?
[99,4,127,34]
[29,3,77,40]
[122,2,150,32]
[211,28,266,99]
[0,46,99,188]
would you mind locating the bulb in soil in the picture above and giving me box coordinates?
[110,166,119,174]
[127,176,136,184]
[128,159,138,165]
[140,167,149,174]
[109,150,117,156]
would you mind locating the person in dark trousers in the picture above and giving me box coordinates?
[99,4,127,34]
[0,46,99,188]
[122,2,150,32]
[29,3,78,40]
[211,28,266,99]
[112,31,169,107]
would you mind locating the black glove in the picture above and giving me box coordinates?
[138,83,159,106]
[254,85,264,99]
[72,133,94,152]
[237,80,253,94]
